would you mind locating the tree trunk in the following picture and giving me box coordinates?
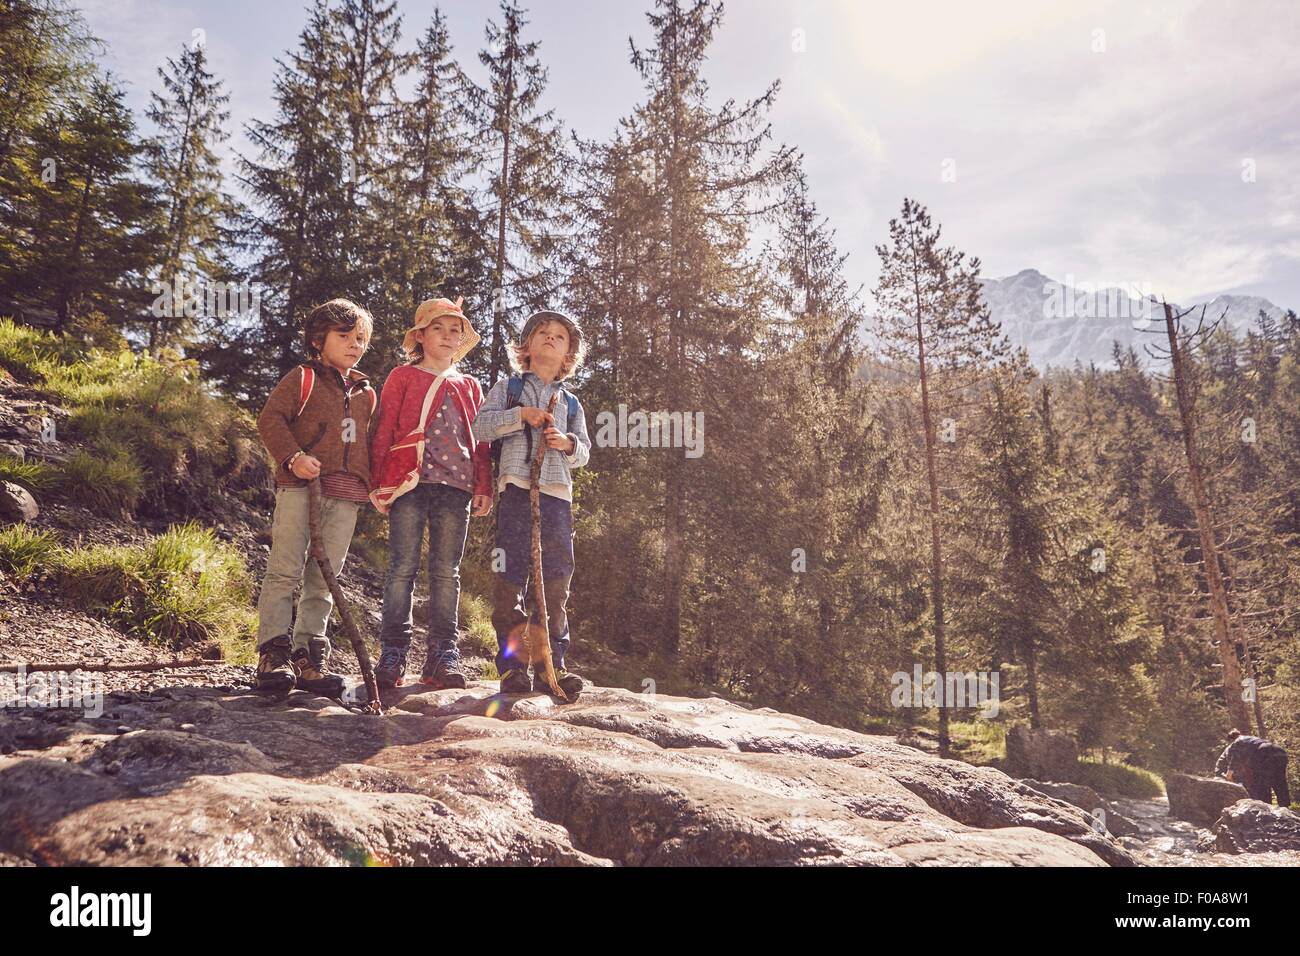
[489,54,515,387]
[1162,302,1253,733]
[912,243,950,757]
[1025,640,1041,729]
[56,173,94,336]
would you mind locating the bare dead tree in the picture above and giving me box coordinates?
[1145,300,1254,732]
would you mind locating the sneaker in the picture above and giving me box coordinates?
[255,636,296,694]
[374,645,408,689]
[420,652,469,689]
[291,639,346,697]
[499,668,532,695]
[533,666,584,700]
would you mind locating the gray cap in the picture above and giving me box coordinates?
[519,310,583,350]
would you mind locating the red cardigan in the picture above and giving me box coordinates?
[368,365,491,512]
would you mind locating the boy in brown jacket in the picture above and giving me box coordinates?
[254,299,378,695]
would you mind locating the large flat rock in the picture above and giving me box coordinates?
[0,683,1134,866]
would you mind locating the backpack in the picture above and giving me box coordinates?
[295,364,376,419]
[490,373,580,482]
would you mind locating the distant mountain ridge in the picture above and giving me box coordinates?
[980,269,1291,369]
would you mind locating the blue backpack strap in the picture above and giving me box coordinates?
[506,374,525,408]
[492,374,528,476]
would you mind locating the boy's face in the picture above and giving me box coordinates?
[527,320,570,362]
[317,325,369,371]
[415,315,464,360]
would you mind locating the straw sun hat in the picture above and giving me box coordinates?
[401,296,480,364]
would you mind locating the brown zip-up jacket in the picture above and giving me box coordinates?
[257,360,379,488]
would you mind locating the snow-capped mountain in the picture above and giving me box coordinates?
[980,269,1291,369]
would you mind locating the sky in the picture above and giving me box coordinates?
[79,0,1300,311]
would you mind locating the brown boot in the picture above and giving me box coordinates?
[255,635,296,694]
[291,639,345,697]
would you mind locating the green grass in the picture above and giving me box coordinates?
[54,523,256,655]
[0,455,58,493]
[0,524,61,576]
[459,591,497,660]
[948,719,1009,765]
[56,447,144,516]
[1078,758,1165,798]
[0,317,90,383]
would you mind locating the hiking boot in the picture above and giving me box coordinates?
[291,639,346,697]
[374,645,408,689]
[255,636,296,694]
[533,666,584,700]
[499,668,532,695]
[420,652,469,689]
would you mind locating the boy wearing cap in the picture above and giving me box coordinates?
[369,297,494,689]
[473,310,591,699]
[254,299,378,696]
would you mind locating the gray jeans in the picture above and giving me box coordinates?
[256,486,360,650]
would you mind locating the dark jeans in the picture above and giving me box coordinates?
[379,482,471,666]
[490,484,576,674]
[493,483,574,585]
[492,574,572,674]
[1243,747,1292,806]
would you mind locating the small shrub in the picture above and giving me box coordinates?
[1078,757,1165,798]
[57,523,256,650]
[56,448,144,516]
[0,524,60,577]
[0,455,57,493]
[949,719,1008,765]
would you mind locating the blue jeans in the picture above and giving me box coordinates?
[491,485,575,673]
[379,482,472,666]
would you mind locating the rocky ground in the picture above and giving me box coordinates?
[0,680,1140,866]
[1111,795,1300,866]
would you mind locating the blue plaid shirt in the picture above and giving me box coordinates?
[472,372,591,499]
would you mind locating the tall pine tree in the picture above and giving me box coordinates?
[466,0,571,384]
[873,198,1009,755]
[142,40,239,353]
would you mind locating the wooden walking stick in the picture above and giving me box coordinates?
[525,392,567,700]
[307,477,383,714]
[0,659,217,673]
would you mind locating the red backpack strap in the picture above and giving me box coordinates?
[296,365,315,418]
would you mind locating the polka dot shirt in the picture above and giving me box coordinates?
[420,385,474,494]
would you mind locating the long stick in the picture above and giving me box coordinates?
[307,477,382,714]
[0,659,214,673]
[526,392,566,699]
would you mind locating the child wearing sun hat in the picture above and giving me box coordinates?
[369,296,493,689]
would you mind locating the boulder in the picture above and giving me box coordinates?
[1004,726,1078,781]
[1019,779,1139,836]
[0,442,24,461]
[0,683,1137,866]
[1165,772,1248,827]
[1199,799,1300,854]
[0,481,37,523]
